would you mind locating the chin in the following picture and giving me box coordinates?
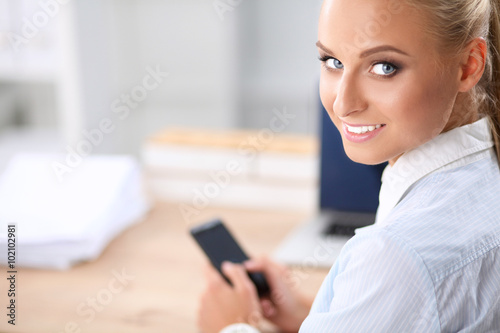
[342,144,388,166]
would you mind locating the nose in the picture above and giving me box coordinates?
[333,72,367,118]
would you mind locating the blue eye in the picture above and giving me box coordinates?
[372,63,397,76]
[326,58,344,70]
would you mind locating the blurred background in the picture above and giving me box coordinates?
[0,4,330,329]
[0,0,324,165]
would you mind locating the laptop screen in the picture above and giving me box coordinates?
[319,104,386,213]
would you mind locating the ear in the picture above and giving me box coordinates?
[457,37,487,93]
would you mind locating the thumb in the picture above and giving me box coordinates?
[260,299,277,318]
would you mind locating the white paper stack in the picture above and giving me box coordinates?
[142,128,319,212]
[0,153,149,269]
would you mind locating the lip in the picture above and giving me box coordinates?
[342,122,386,143]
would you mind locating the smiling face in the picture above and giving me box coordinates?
[318,0,464,165]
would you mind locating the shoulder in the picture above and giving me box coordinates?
[338,226,438,292]
[338,226,429,279]
[404,153,500,212]
[368,158,500,330]
[381,156,500,281]
[334,227,434,300]
[306,228,441,331]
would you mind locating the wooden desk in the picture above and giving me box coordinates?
[0,202,329,333]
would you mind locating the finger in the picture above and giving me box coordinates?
[222,261,257,295]
[204,264,233,295]
[245,257,288,293]
[243,259,262,271]
[245,256,286,275]
[260,299,277,318]
[243,256,271,271]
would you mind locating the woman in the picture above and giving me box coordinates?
[198,0,500,331]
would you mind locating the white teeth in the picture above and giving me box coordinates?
[346,124,383,134]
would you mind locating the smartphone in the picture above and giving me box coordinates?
[190,219,270,297]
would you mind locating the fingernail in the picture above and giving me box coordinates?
[222,261,233,270]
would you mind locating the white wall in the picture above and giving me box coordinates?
[236,0,323,134]
[103,0,240,154]
[1,0,324,156]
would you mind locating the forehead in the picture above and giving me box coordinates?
[318,0,430,56]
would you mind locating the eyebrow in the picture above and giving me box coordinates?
[316,40,410,58]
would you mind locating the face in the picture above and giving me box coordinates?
[318,0,462,165]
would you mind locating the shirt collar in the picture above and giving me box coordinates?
[375,117,494,225]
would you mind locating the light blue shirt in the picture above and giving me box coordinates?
[300,118,500,332]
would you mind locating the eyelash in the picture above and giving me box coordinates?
[318,55,401,78]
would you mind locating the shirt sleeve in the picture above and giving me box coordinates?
[300,228,441,332]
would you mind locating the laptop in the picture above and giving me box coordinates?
[273,103,386,268]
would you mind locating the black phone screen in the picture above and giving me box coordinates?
[191,219,249,270]
[190,219,270,297]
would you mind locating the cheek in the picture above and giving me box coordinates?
[370,71,454,141]
[319,74,340,126]
[383,76,454,144]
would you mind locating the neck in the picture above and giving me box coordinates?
[443,93,479,133]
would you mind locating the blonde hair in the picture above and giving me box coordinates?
[406,0,500,165]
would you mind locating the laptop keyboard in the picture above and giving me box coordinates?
[273,211,377,267]
[322,211,376,237]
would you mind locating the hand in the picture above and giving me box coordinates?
[197,261,263,333]
[244,257,313,333]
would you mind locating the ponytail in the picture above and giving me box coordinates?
[406,0,500,167]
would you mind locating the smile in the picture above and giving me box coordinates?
[345,124,383,134]
[342,122,386,144]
